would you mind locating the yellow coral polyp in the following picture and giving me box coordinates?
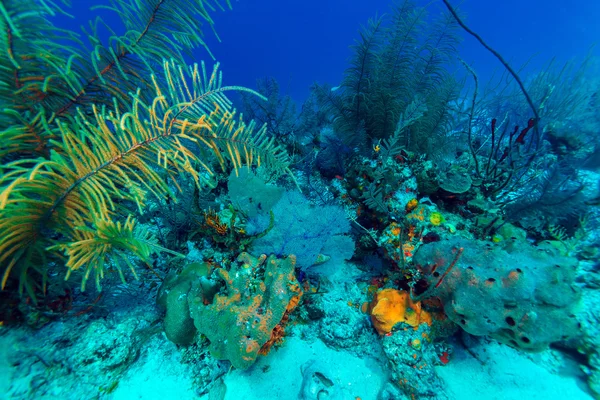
[367,288,432,335]
[406,198,419,212]
[429,212,444,226]
[407,207,426,221]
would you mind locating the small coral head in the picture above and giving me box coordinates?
[429,212,444,226]
[367,288,432,335]
[406,198,419,212]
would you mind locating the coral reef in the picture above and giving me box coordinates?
[315,280,380,354]
[578,269,600,398]
[1,0,599,399]
[414,238,581,351]
[0,298,163,399]
[382,325,450,399]
[157,261,214,345]
[159,253,303,370]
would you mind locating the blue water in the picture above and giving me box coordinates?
[58,0,600,104]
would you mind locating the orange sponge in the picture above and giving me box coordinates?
[368,288,432,335]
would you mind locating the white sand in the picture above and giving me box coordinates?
[222,335,388,400]
[436,340,593,400]
[110,335,198,400]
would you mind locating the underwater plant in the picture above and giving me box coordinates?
[314,0,462,156]
[0,0,292,300]
[240,76,298,142]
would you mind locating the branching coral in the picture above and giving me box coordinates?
[0,0,294,298]
[314,0,461,154]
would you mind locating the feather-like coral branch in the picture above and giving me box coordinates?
[0,60,291,294]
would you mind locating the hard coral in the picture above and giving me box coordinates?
[189,253,303,369]
[157,261,216,345]
[429,211,444,226]
[367,288,432,335]
[406,198,419,213]
[414,238,582,351]
[379,222,424,267]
